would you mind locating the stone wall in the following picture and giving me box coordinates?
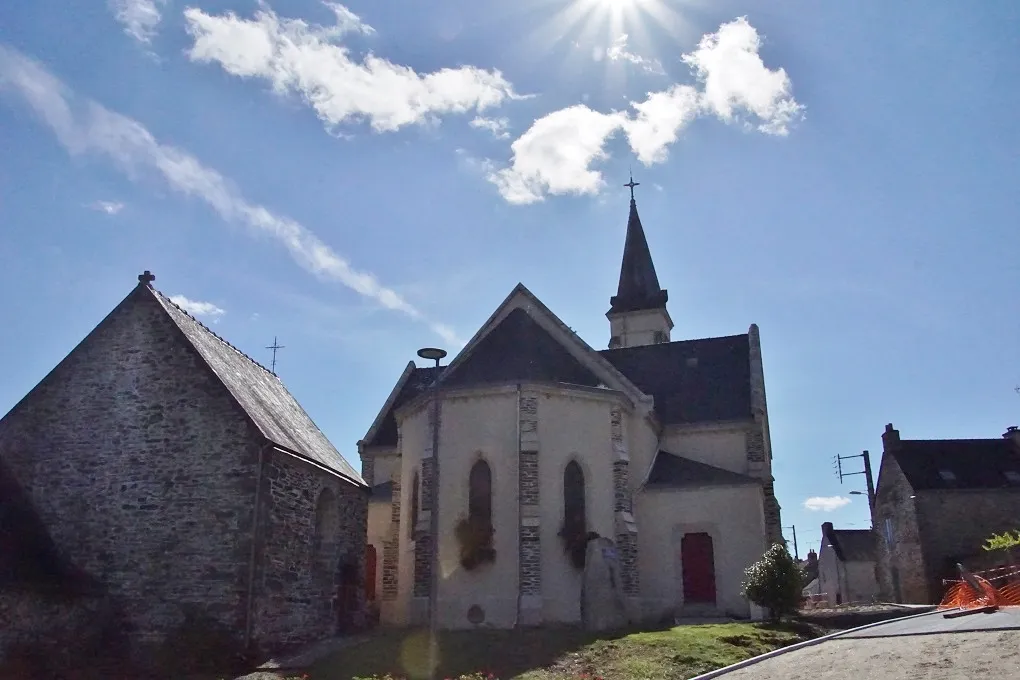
[872,456,928,603]
[0,286,260,657]
[252,450,368,651]
[914,488,1020,598]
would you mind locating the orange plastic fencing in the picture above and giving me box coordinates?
[938,565,1020,610]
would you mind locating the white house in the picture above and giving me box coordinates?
[818,522,879,606]
[359,190,783,629]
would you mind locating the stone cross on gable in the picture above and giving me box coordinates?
[138,270,155,285]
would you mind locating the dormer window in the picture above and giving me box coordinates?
[938,469,957,482]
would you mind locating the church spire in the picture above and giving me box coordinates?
[609,176,668,315]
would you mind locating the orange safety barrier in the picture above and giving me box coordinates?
[937,565,1020,610]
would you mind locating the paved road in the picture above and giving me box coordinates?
[710,608,1020,680]
[840,607,1020,638]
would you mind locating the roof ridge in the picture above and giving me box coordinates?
[153,288,277,378]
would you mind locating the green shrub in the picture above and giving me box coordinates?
[741,543,803,622]
[982,529,1020,552]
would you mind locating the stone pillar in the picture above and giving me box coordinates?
[747,324,783,546]
[611,406,639,596]
[415,401,439,602]
[382,466,401,600]
[518,392,542,624]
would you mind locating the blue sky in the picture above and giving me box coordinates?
[2,0,1018,556]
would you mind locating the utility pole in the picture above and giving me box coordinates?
[783,525,799,560]
[836,450,876,523]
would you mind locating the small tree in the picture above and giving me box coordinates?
[741,543,803,622]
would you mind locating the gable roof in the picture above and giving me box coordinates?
[644,450,760,489]
[361,364,445,448]
[435,283,648,404]
[822,525,876,562]
[442,308,601,389]
[890,438,1020,491]
[601,334,752,425]
[149,287,364,486]
[609,197,668,315]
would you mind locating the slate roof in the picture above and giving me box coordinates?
[442,308,601,390]
[823,526,877,563]
[644,450,760,489]
[601,334,752,425]
[364,365,444,448]
[608,198,668,315]
[151,288,364,486]
[891,438,1020,490]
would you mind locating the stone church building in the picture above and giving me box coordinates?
[0,272,367,665]
[359,190,783,629]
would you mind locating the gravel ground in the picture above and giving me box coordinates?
[717,630,1020,680]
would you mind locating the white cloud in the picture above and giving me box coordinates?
[605,34,665,76]
[623,84,700,165]
[803,496,852,512]
[487,105,628,205]
[488,17,803,203]
[87,200,124,215]
[169,295,225,318]
[108,0,167,44]
[183,4,518,134]
[682,16,804,136]
[0,44,460,347]
[469,116,510,139]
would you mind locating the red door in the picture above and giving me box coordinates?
[682,532,716,604]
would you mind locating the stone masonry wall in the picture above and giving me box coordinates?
[610,407,638,596]
[0,286,260,656]
[914,488,1020,600]
[382,461,402,601]
[519,395,541,597]
[253,450,367,650]
[872,457,928,603]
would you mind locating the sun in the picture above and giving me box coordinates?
[519,0,697,73]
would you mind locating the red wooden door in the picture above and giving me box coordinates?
[681,532,716,604]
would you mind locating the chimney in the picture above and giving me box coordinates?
[882,423,900,451]
[1004,426,1020,447]
[806,549,818,568]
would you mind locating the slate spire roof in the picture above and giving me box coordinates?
[609,192,668,315]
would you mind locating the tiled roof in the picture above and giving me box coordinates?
[824,526,876,563]
[441,308,601,390]
[892,438,1020,491]
[601,334,752,424]
[364,365,444,448]
[151,288,364,486]
[644,450,760,489]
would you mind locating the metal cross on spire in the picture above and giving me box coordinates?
[624,174,640,201]
[266,336,285,375]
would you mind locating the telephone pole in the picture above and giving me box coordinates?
[835,450,876,523]
[783,525,799,560]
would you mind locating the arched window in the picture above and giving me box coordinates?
[409,470,420,538]
[564,460,585,530]
[468,459,492,528]
[562,461,588,569]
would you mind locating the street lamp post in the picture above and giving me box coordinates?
[417,347,446,680]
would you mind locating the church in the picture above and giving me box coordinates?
[358,185,783,629]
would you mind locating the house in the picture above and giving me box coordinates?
[817,522,878,606]
[0,271,368,666]
[873,423,1020,604]
[358,189,784,629]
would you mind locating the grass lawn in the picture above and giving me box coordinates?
[302,621,819,680]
